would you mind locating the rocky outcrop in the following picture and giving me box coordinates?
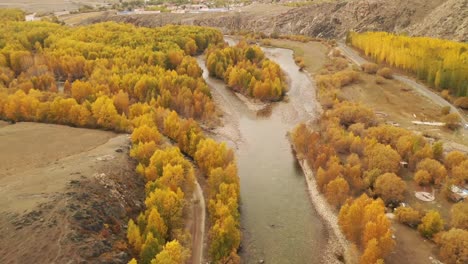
[407,0,468,41]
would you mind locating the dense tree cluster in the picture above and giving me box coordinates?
[0,20,223,125]
[206,41,287,101]
[338,194,395,263]
[127,123,194,264]
[0,8,24,22]
[0,17,241,263]
[348,31,468,96]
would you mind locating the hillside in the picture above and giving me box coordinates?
[88,0,467,41]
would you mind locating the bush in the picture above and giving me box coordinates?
[441,106,451,115]
[414,170,431,185]
[375,76,385,85]
[454,97,468,109]
[374,172,406,204]
[260,39,272,46]
[333,58,348,71]
[418,210,444,238]
[434,228,468,264]
[294,56,306,71]
[395,206,421,227]
[443,113,461,130]
[331,48,342,57]
[444,151,466,171]
[361,63,379,74]
[451,201,468,229]
[377,67,393,79]
[441,90,450,101]
[416,158,447,185]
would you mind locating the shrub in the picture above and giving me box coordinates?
[444,151,466,171]
[441,90,450,101]
[294,56,306,71]
[416,158,447,185]
[434,228,468,264]
[454,97,468,109]
[443,113,461,130]
[441,106,451,115]
[395,206,421,227]
[331,48,342,57]
[414,170,432,185]
[375,76,385,84]
[260,39,272,46]
[451,201,468,229]
[361,63,379,74]
[374,172,406,204]
[377,67,393,79]
[334,70,359,87]
[333,58,348,70]
[418,210,444,238]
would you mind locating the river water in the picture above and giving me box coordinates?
[197,41,326,263]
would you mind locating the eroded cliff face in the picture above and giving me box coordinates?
[89,0,467,42]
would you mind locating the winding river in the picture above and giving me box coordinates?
[197,40,327,263]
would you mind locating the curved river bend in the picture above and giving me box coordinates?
[197,42,326,263]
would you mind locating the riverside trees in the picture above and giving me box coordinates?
[205,42,287,101]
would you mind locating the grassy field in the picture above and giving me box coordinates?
[267,39,329,73]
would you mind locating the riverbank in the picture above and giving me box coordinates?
[269,38,353,262]
[295,151,351,263]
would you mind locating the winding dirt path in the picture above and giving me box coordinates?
[191,181,206,264]
[337,42,468,126]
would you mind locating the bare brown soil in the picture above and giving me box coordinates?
[0,122,144,264]
[387,222,439,264]
[0,0,117,13]
[90,0,466,42]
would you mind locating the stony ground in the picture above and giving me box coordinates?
[88,0,466,41]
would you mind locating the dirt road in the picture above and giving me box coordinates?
[338,42,468,127]
[191,181,206,264]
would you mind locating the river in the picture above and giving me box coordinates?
[197,41,327,263]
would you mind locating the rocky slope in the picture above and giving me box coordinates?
[88,0,467,41]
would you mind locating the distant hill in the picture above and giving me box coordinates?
[88,0,467,42]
